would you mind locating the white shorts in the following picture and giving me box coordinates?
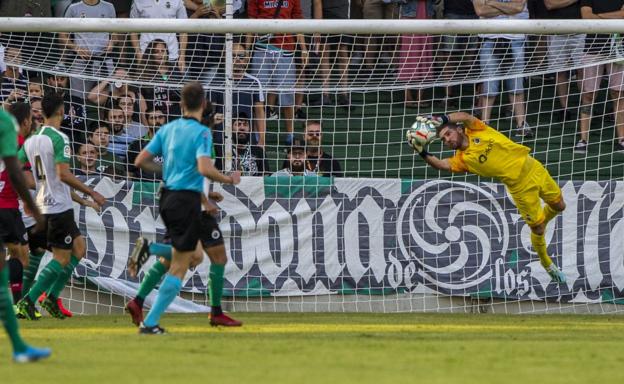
[547,34,585,70]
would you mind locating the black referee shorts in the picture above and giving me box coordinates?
[0,208,28,245]
[199,211,224,249]
[46,209,81,250]
[160,189,202,252]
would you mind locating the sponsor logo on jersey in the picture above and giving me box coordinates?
[64,145,71,158]
[478,139,495,164]
[473,138,481,145]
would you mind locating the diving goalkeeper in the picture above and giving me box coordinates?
[410,112,566,283]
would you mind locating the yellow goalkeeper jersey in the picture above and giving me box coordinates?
[447,118,532,186]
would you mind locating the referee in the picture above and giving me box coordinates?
[134,82,241,334]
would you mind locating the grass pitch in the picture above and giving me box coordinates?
[2,312,624,384]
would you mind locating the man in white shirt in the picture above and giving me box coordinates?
[130,0,188,72]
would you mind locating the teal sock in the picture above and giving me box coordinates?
[149,243,172,261]
[209,264,225,314]
[22,250,45,296]
[26,259,63,303]
[47,255,79,299]
[143,274,182,327]
[136,260,167,304]
[0,267,28,353]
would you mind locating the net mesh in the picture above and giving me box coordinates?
[2,27,624,314]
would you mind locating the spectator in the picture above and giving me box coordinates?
[304,120,342,177]
[29,97,44,130]
[59,0,116,100]
[294,0,321,115]
[185,1,226,84]
[398,0,434,109]
[115,92,148,137]
[247,0,308,145]
[130,0,188,72]
[361,0,398,74]
[27,77,44,99]
[87,122,127,176]
[577,0,624,154]
[542,0,583,122]
[126,106,166,180]
[216,112,269,176]
[137,39,183,119]
[273,137,316,176]
[318,0,352,108]
[44,65,88,145]
[208,43,266,146]
[473,0,533,137]
[439,0,478,109]
[87,68,148,118]
[74,143,101,176]
[105,105,136,158]
[0,46,28,104]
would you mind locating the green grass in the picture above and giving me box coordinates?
[3,313,624,383]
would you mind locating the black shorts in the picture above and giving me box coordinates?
[0,208,28,245]
[160,189,202,252]
[199,212,224,248]
[46,209,81,250]
[26,224,48,251]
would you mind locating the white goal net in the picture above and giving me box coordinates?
[2,18,624,314]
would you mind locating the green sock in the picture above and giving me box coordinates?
[136,260,167,303]
[26,259,63,303]
[0,267,28,353]
[209,264,225,308]
[22,250,45,297]
[47,255,80,299]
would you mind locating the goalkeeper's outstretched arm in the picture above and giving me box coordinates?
[420,151,452,172]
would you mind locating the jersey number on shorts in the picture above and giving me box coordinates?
[34,155,46,181]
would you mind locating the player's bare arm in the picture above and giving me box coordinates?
[57,162,105,207]
[134,149,162,174]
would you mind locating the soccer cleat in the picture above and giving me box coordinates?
[546,263,566,284]
[139,322,165,335]
[209,313,243,327]
[41,297,66,319]
[56,298,73,318]
[125,299,144,326]
[128,236,150,278]
[13,346,52,363]
[16,298,40,321]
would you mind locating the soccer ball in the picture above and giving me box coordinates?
[406,119,437,150]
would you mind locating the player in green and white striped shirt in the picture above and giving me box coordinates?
[15,92,106,320]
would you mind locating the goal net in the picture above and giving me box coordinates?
[2,18,624,314]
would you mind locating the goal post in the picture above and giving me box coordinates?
[2,18,624,314]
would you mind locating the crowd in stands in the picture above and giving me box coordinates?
[0,0,623,183]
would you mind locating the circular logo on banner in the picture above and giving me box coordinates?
[397,180,509,294]
[211,230,220,240]
[64,235,72,245]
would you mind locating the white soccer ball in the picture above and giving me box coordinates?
[406,119,437,149]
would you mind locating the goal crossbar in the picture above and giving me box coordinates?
[1,18,624,35]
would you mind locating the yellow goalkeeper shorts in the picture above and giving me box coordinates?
[506,158,562,228]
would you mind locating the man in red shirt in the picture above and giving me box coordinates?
[1,102,33,304]
[246,0,308,145]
